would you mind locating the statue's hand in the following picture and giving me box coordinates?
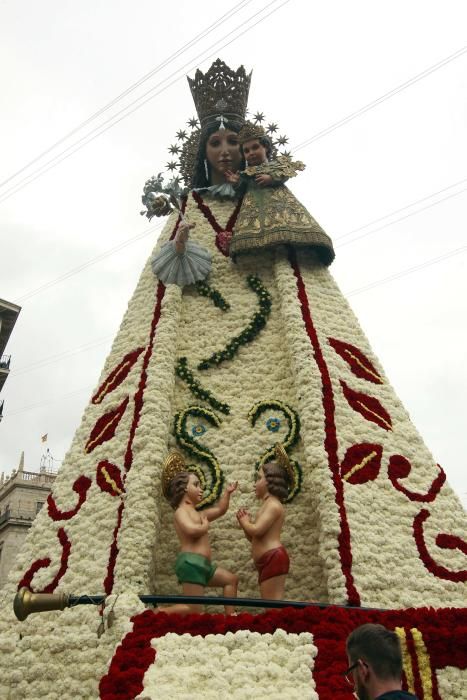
[175,221,195,254]
[226,481,238,495]
[224,169,240,184]
[255,174,273,187]
[236,508,249,522]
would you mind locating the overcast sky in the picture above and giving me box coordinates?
[0,0,466,507]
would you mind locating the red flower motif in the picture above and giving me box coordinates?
[47,475,92,520]
[18,528,71,593]
[436,532,467,556]
[340,380,392,431]
[96,461,125,497]
[413,509,467,582]
[388,456,446,502]
[341,443,383,484]
[216,230,233,256]
[92,347,144,404]
[85,397,129,454]
[289,248,360,606]
[328,337,383,384]
[103,502,124,595]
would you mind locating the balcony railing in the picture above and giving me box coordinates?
[0,507,36,527]
[0,355,11,370]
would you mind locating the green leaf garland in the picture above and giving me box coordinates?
[198,275,272,370]
[173,406,224,509]
[176,358,230,414]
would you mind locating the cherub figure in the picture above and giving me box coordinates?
[236,445,293,600]
[225,121,334,264]
[162,452,239,615]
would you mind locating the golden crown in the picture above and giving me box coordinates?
[187,58,251,129]
[161,451,188,499]
[274,443,296,490]
[238,121,267,144]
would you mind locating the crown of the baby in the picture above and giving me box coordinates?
[274,443,295,489]
[238,121,267,144]
[187,58,251,129]
[161,451,187,498]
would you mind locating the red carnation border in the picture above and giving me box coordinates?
[289,249,360,605]
[99,605,467,700]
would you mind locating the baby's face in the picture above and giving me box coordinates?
[255,467,268,499]
[242,139,268,166]
[186,473,203,504]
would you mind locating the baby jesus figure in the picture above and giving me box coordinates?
[225,121,334,265]
[236,445,294,601]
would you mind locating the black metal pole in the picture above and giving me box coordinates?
[67,594,385,611]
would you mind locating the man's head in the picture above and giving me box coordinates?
[345,624,403,700]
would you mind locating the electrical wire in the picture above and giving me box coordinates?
[293,43,467,152]
[15,221,164,303]
[9,335,114,377]
[0,0,289,206]
[337,186,467,249]
[346,244,467,297]
[4,386,94,418]
[0,0,254,191]
[12,172,466,304]
[5,240,466,419]
[335,176,467,241]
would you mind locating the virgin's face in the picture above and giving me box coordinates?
[205,129,242,181]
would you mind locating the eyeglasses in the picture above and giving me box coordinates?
[343,659,369,686]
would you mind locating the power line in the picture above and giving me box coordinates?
[6,239,467,418]
[3,386,93,418]
[293,43,467,152]
[0,0,289,205]
[337,185,467,249]
[16,221,163,303]
[335,176,467,241]
[0,0,254,191]
[12,172,466,305]
[346,244,467,297]
[10,335,114,377]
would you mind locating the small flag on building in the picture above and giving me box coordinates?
[41,433,48,443]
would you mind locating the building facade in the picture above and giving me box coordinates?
[0,297,21,421]
[0,453,56,588]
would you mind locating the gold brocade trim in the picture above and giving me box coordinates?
[229,183,335,266]
[243,154,305,180]
[231,227,335,265]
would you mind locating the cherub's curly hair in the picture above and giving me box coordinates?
[263,461,289,503]
[166,471,190,510]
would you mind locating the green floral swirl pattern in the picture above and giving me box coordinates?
[175,358,230,414]
[194,280,230,311]
[248,399,303,502]
[198,275,272,370]
[173,406,224,509]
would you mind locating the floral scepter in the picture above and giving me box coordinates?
[143,174,210,287]
[140,174,189,223]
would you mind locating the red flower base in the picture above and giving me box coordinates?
[99,605,467,700]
